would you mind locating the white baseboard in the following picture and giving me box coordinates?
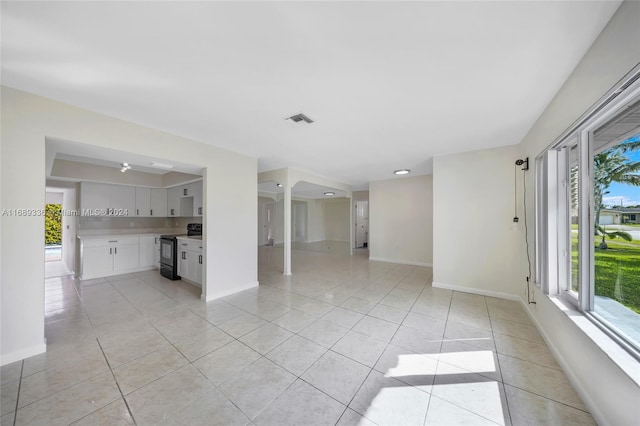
[432,281,520,301]
[518,298,607,426]
[205,281,259,302]
[369,257,433,268]
[1,341,47,366]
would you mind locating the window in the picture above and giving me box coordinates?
[535,71,640,357]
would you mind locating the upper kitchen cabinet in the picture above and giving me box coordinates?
[192,181,203,216]
[80,182,110,213]
[135,187,151,217]
[150,188,167,217]
[80,182,134,216]
[109,185,135,217]
[167,186,182,217]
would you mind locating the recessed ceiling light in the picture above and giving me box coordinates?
[150,161,174,170]
[394,169,410,175]
[323,191,335,196]
[286,113,314,123]
[276,183,283,188]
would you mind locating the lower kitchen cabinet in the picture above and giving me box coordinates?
[79,234,157,280]
[177,237,203,286]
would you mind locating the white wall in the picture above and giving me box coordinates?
[433,145,523,298]
[369,175,433,267]
[306,199,325,243]
[431,2,640,424]
[1,87,258,365]
[518,2,640,424]
[323,198,350,242]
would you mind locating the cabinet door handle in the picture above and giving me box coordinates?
[137,209,139,216]
[155,237,158,244]
[108,240,118,243]
[150,209,153,216]
[183,188,188,196]
[182,243,188,246]
[198,207,202,215]
[171,208,174,216]
[182,251,186,259]
[110,248,112,255]
[199,255,202,264]
[114,247,117,255]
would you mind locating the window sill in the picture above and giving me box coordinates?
[548,295,640,387]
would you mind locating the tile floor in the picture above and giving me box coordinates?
[0,247,595,425]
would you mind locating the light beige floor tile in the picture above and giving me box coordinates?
[298,319,350,348]
[298,300,336,317]
[431,363,510,426]
[444,320,496,351]
[151,311,213,343]
[447,310,492,331]
[0,361,22,384]
[332,331,387,367]
[271,309,318,333]
[15,372,120,426]
[336,408,377,426]
[0,412,15,426]
[19,352,110,407]
[194,340,261,385]
[493,333,561,371]
[71,398,134,426]
[487,303,533,325]
[402,311,447,336]
[390,325,442,356]
[349,369,431,425]
[491,318,543,344]
[504,384,595,426]
[239,323,293,355]
[101,331,170,367]
[249,300,292,321]
[1,380,19,416]
[425,395,501,425]
[439,340,502,382]
[340,297,377,314]
[373,344,437,392]
[301,351,371,405]
[125,365,214,425]
[219,357,296,420]
[159,387,251,426]
[114,345,188,395]
[498,354,586,411]
[218,313,267,338]
[352,315,399,343]
[368,304,408,324]
[173,327,234,361]
[201,302,246,325]
[322,307,365,329]
[255,379,345,426]
[265,335,327,376]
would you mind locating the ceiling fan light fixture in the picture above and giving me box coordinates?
[286,113,314,123]
[120,162,132,172]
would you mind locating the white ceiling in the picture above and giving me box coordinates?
[1,1,621,187]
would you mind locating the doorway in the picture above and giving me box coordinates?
[355,200,369,248]
[45,188,74,278]
[262,201,275,245]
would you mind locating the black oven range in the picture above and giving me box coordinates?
[160,223,202,280]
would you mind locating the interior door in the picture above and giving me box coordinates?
[355,201,369,248]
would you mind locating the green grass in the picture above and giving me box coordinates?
[571,235,640,314]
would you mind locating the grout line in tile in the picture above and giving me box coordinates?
[12,360,24,426]
[95,338,138,425]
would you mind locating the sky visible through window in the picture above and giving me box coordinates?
[602,135,640,207]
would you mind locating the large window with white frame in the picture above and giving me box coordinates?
[536,70,640,357]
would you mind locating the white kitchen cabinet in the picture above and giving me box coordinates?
[79,235,153,279]
[139,235,156,267]
[177,237,203,286]
[135,187,151,217]
[80,182,110,214]
[192,180,203,216]
[109,185,135,217]
[167,186,182,217]
[150,188,167,217]
[153,235,161,267]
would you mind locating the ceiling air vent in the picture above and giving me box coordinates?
[286,113,314,123]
